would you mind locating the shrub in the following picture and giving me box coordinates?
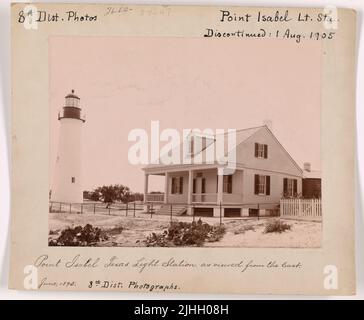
[49,224,109,246]
[144,219,226,247]
[264,219,291,233]
[143,232,169,247]
[234,224,255,235]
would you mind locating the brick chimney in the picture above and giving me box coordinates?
[303,162,311,172]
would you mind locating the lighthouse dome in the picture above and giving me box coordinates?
[58,89,85,122]
[65,90,80,99]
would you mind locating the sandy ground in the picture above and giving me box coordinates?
[209,219,321,248]
[49,212,322,248]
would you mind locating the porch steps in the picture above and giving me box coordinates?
[157,204,187,216]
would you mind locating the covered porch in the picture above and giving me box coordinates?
[144,167,244,205]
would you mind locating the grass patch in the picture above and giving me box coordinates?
[233,224,255,235]
[106,225,124,236]
[264,219,291,233]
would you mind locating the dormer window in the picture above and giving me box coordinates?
[189,137,194,155]
[255,143,268,158]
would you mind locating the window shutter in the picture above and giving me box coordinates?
[179,177,183,194]
[171,177,175,194]
[228,175,232,193]
[293,179,297,195]
[264,144,268,158]
[266,176,270,195]
[254,174,259,195]
[255,143,258,157]
[283,178,288,194]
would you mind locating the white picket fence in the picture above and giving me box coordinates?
[280,198,322,221]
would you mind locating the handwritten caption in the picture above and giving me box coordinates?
[203,9,338,43]
[17,6,339,44]
[33,254,302,290]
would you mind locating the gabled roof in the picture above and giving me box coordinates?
[194,125,264,159]
[228,126,264,146]
[143,125,303,174]
[262,126,303,174]
[144,126,263,170]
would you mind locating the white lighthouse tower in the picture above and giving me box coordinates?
[51,90,85,203]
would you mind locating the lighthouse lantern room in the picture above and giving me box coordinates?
[51,90,85,204]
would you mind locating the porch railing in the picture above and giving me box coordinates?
[192,193,217,203]
[144,192,246,204]
[145,193,165,202]
[222,193,243,203]
[192,193,244,204]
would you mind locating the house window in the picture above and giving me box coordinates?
[193,177,206,194]
[287,179,294,196]
[223,175,233,194]
[283,178,297,197]
[171,176,183,194]
[258,175,265,194]
[257,144,265,158]
[255,143,268,158]
[254,174,270,195]
[201,178,206,194]
[71,177,75,183]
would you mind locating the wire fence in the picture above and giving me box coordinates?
[49,201,282,226]
[49,201,144,217]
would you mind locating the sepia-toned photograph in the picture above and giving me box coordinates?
[48,36,322,248]
[7,2,358,296]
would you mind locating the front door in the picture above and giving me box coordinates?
[193,176,206,202]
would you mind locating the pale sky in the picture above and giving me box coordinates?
[49,36,321,193]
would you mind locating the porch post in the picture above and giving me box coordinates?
[217,167,223,204]
[164,172,169,204]
[187,170,193,205]
[144,173,149,203]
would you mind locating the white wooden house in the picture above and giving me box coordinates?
[143,125,303,217]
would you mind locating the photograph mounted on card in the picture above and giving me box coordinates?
[10,4,356,295]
